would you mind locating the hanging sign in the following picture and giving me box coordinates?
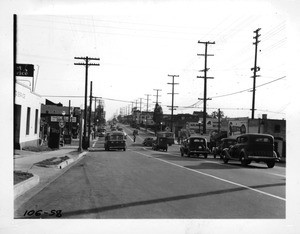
[16,64,34,77]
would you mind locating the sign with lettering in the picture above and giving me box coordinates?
[16,64,34,77]
[51,116,77,122]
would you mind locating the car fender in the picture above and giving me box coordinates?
[222,148,231,159]
[239,149,248,159]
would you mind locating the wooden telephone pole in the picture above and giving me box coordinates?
[167,74,179,133]
[197,41,215,134]
[74,56,99,149]
[251,28,261,119]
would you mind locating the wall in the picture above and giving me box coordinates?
[15,82,43,149]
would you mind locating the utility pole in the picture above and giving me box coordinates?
[145,94,151,131]
[139,98,143,112]
[139,98,143,125]
[94,96,97,130]
[251,28,261,119]
[167,75,179,133]
[218,108,221,133]
[74,56,99,149]
[197,41,215,135]
[68,100,71,136]
[13,14,17,90]
[88,81,93,145]
[153,89,162,104]
[78,110,83,152]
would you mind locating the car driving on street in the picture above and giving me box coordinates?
[222,133,279,168]
[152,137,168,151]
[180,136,210,158]
[104,131,126,151]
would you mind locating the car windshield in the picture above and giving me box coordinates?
[110,135,124,141]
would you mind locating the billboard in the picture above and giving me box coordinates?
[228,117,249,136]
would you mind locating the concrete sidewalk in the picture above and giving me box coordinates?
[14,142,89,211]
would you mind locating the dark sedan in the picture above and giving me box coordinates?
[180,136,210,158]
[222,133,279,168]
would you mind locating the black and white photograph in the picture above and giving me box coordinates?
[1,0,300,233]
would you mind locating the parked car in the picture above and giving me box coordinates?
[152,137,168,151]
[222,133,279,168]
[104,131,126,151]
[212,138,237,159]
[143,137,154,146]
[180,136,210,158]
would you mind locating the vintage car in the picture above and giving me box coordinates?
[222,133,279,168]
[152,137,168,151]
[104,131,126,151]
[143,137,154,146]
[180,136,210,158]
[212,138,237,159]
[156,132,175,146]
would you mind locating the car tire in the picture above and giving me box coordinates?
[240,155,249,167]
[180,150,184,157]
[266,161,275,168]
[204,154,208,159]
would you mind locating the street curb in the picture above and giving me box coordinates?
[14,174,39,199]
[14,151,88,200]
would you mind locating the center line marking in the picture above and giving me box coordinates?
[134,151,286,202]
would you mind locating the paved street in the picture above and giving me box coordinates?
[15,125,285,219]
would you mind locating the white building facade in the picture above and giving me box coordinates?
[14,82,43,149]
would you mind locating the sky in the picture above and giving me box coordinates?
[12,1,288,120]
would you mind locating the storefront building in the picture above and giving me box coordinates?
[14,82,43,149]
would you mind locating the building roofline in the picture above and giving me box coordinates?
[16,81,42,98]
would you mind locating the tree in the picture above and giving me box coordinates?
[153,103,163,133]
[211,110,225,119]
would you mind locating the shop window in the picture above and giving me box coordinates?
[26,107,31,135]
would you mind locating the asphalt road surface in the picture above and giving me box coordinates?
[15,124,286,219]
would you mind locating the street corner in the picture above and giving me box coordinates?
[14,174,40,199]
